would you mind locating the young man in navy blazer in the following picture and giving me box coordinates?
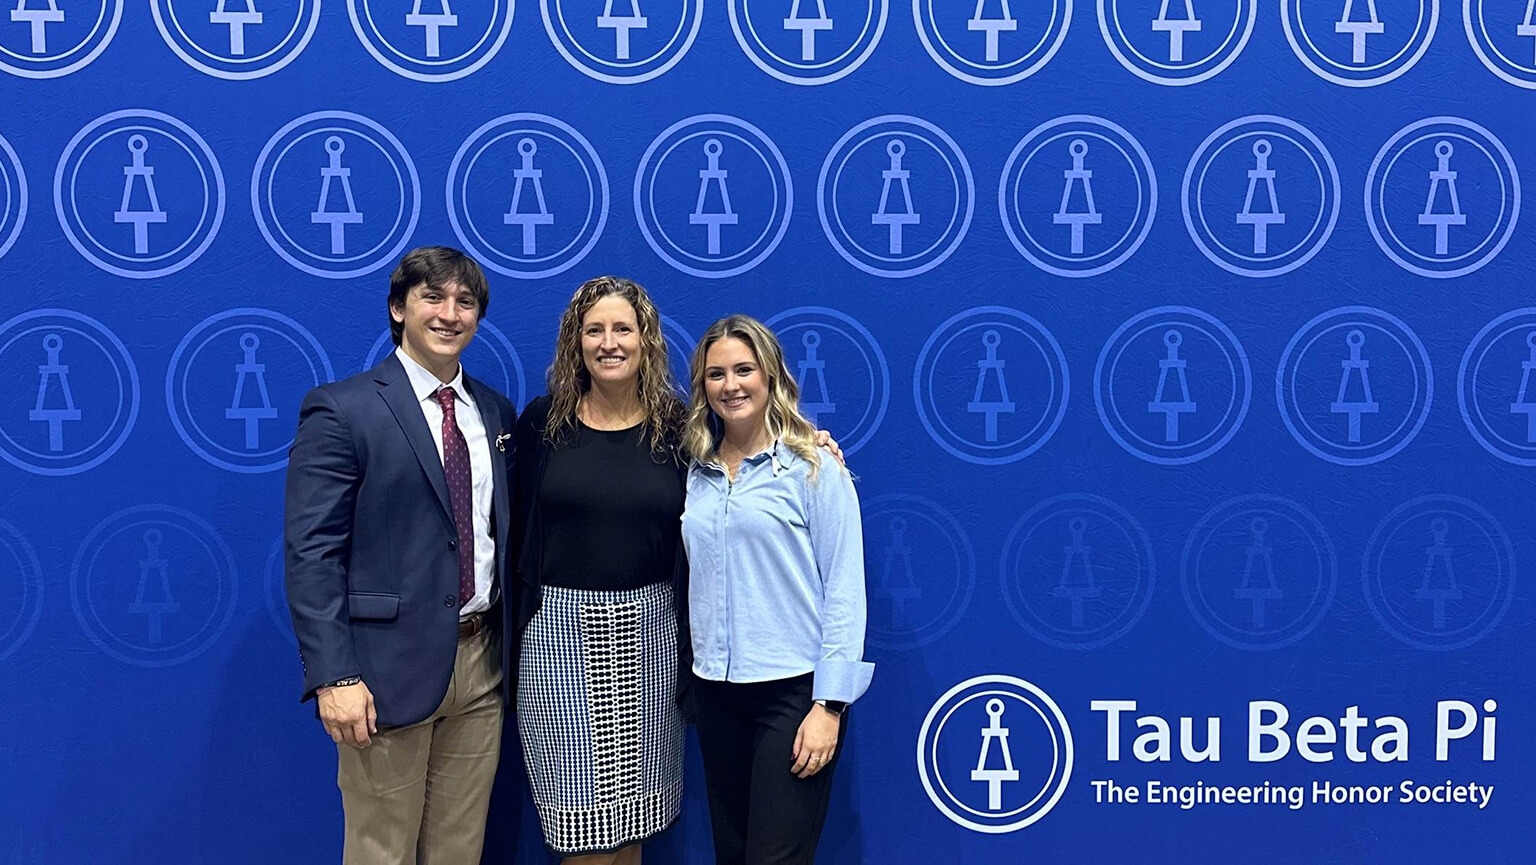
[285,246,516,864]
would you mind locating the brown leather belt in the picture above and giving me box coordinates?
[457,611,490,639]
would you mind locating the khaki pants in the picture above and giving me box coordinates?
[336,628,504,865]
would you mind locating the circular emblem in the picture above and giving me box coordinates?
[917,675,1073,833]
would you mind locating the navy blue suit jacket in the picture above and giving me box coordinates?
[285,352,516,728]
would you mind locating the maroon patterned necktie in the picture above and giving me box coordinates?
[435,386,475,608]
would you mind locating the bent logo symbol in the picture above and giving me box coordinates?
[1098,0,1257,85]
[253,111,421,279]
[817,115,974,279]
[1277,306,1433,465]
[447,114,608,280]
[1282,0,1439,86]
[1364,116,1519,279]
[1464,0,1536,89]
[348,0,514,81]
[167,308,334,473]
[0,131,25,262]
[1459,308,1536,466]
[0,309,140,476]
[1000,115,1157,278]
[1001,494,1156,649]
[917,675,1073,833]
[151,0,321,79]
[542,0,702,83]
[1182,115,1341,278]
[70,504,239,668]
[634,114,793,279]
[1,0,122,78]
[913,0,1073,85]
[862,494,975,650]
[914,306,1070,465]
[729,0,887,84]
[54,110,226,279]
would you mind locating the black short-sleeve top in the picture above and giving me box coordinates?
[534,418,685,592]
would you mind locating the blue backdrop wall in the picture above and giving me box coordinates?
[1,1,1532,862]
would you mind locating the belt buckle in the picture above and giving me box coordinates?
[458,611,482,639]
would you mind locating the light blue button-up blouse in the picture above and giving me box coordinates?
[682,441,875,704]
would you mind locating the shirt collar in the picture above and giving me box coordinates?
[699,438,790,477]
[394,346,471,406]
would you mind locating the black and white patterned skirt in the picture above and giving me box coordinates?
[517,581,684,855]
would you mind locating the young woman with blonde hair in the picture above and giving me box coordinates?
[680,314,874,865]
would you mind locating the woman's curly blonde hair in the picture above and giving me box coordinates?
[544,276,684,457]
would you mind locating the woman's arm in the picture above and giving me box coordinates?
[806,456,874,705]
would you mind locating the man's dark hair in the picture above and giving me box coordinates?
[388,246,491,345]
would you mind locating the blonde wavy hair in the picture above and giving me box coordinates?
[683,315,822,479]
[545,276,684,457]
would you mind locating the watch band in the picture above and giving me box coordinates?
[815,699,848,716]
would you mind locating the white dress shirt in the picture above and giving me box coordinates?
[395,347,495,616]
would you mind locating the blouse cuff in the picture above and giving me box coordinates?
[812,659,875,704]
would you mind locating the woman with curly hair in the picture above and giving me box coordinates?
[510,276,689,864]
[681,315,873,865]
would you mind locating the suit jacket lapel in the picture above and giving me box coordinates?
[375,355,455,529]
[464,375,511,550]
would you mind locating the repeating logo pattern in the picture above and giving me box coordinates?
[1098,0,1258,85]
[634,114,792,279]
[660,313,695,394]
[151,0,321,79]
[1276,306,1433,466]
[2,4,1531,855]
[0,130,25,261]
[166,308,334,474]
[1464,0,1536,88]
[70,504,239,667]
[729,0,887,84]
[447,114,608,280]
[252,111,421,279]
[0,519,43,660]
[817,115,973,279]
[1282,0,1439,86]
[1000,115,1157,278]
[1000,493,1155,650]
[917,675,1073,833]
[1364,116,1520,279]
[54,110,226,279]
[542,0,703,83]
[912,0,1073,85]
[765,307,889,455]
[862,493,975,650]
[915,306,1069,465]
[347,0,514,81]
[1181,494,1337,650]
[0,0,122,78]
[1182,115,1341,278]
[0,309,139,476]
[263,533,293,643]
[1094,306,1251,465]
[1459,308,1536,466]
[1362,495,1515,651]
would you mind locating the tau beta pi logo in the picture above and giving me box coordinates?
[917,675,1073,833]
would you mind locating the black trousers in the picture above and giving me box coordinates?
[692,673,849,865]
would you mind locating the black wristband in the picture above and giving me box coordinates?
[321,676,362,690]
[817,699,848,717]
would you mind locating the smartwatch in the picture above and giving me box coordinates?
[815,699,848,717]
